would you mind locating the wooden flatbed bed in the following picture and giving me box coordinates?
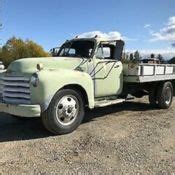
[124,63,175,83]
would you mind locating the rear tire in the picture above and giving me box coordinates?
[41,89,85,135]
[157,81,173,109]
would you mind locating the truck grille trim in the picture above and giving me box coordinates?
[2,82,30,88]
[3,92,30,99]
[3,87,30,93]
[2,76,30,81]
[1,76,31,104]
[3,97,31,105]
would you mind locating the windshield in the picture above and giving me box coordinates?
[57,40,95,58]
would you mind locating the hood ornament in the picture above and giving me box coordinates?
[36,63,44,71]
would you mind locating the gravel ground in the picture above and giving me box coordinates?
[0,97,174,175]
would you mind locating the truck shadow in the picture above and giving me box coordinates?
[83,100,157,123]
[0,114,52,142]
[0,100,162,142]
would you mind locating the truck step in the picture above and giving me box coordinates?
[94,98,125,108]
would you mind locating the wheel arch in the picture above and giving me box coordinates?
[41,82,94,112]
[61,84,89,107]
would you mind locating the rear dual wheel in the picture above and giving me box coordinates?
[149,81,173,109]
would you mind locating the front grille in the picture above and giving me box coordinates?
[1,76,31,104]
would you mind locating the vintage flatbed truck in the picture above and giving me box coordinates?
[0,36,175,134]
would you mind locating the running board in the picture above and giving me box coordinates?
[94,98,126,108]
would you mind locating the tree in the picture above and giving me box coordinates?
[150,53,155,58]
[157,54,164,63]
[0,23,2,46]
[129,53,134,60]
[169,57,175,64]
[125,53,129,60]
[0,37,50,66]
[134,50,141,61]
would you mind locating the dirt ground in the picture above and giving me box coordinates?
[0,97,174,175]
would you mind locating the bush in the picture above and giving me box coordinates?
[0,37,50,66]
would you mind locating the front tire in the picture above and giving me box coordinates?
[41,89,84,135]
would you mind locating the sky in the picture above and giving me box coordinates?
[1,0,175,58]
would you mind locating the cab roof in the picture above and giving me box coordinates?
[68,37,124,43]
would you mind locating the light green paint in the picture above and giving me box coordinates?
[7,57,82,74]
[92,59,123,97]
[0,38,124,117]
[30,68,94,110]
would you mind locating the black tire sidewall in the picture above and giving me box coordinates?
[48,89,84,134]
[157,82,173,109]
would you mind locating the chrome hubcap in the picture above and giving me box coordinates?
[165,87,172,105]
[56,95,79,126]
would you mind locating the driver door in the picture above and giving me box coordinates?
[91,42,123,98]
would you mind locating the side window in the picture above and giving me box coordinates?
[96,45,111,59]
[69,48,75,55]
[103,47,110,58]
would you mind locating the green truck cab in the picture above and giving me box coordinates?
[0,37,174,134]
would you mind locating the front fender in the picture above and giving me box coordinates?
[30,69,94,111]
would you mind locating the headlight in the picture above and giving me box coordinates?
[30,73,39,87]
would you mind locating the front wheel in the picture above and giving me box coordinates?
[41,89,85,135]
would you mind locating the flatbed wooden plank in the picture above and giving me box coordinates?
[124,63,175,83]
[124,74,175,83]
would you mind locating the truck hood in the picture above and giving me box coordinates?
[7,57,83,74]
